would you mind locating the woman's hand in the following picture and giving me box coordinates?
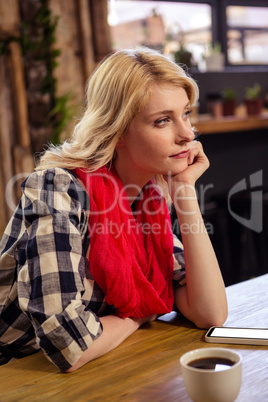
[185,140,210,184]
[164,140,209,202]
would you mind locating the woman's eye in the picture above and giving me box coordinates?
[155,117,169,127]
[184,109,193,119]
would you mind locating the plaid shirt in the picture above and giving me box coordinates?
[0,168,185,371]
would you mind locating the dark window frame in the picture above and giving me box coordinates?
[137,0,268,68]
[220,0,268,66]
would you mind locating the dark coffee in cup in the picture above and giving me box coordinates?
[188,357,235,371]
[180,348,242,402]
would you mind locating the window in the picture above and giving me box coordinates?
[108,1,212,67]
[108,0,268,68]
[226,6,268,65]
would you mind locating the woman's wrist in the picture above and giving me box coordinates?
[171,183,199,219]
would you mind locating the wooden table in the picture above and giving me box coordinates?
[1,275,267,401]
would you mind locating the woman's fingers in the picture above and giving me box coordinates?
[188,141,207,167]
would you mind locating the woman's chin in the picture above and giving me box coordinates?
[166,163,189,176]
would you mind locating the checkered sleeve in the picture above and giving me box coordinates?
[17,168,102,371]
[172,234,186,288]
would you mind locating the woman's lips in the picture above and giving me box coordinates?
[170,149,190,159]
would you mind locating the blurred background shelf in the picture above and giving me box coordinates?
[193,111,268,134]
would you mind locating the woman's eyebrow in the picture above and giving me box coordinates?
[148,102,191,118]
[148,110,174,117]
[185,101,191,109]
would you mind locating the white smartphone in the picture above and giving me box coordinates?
[205,326,268,346]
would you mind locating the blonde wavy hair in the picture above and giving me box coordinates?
[36,47,199,177]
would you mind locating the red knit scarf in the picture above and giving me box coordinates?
[75,166,174,318]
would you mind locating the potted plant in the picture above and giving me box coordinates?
[221,88,237,116]
[244,83,263,116]
[174,44,192,70]
[203,42,224,72]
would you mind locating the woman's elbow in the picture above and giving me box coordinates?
[194,307,228,330]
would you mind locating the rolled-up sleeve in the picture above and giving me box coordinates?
[172,234,186,288]
[17,168,102,371]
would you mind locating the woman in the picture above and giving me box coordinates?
[0,48,228,372]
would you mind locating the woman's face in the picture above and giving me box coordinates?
[116,84,195,183]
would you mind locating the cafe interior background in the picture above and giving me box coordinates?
[0,0,267,287]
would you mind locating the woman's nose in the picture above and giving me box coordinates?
[176,122,195,143]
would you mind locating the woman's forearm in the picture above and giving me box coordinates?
[173,184,228,329]
[66,314,153,372]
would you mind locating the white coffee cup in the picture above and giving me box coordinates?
[180,347,242,402]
